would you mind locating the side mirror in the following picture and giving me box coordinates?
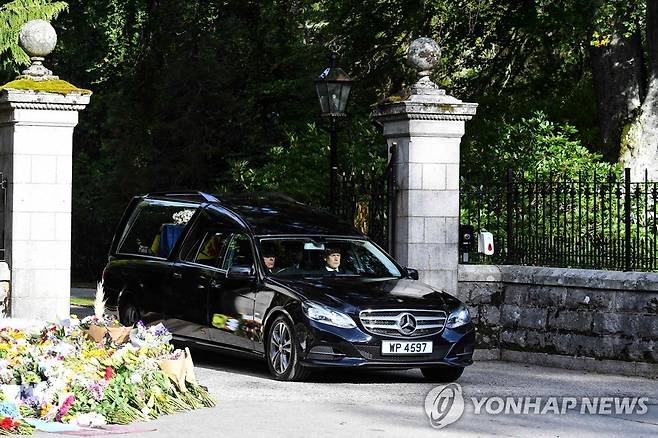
[227,265,255,280]
[406,268,419,280]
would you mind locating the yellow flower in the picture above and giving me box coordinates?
[40,403,52,417]
[81,348,108,360]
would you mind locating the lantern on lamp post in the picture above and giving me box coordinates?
[315,52,353,213]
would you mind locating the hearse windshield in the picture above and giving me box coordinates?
[258,238,402,279]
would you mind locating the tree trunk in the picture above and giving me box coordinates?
[620,85,658,180]
[619,1,658,180]
[590,31,645,162]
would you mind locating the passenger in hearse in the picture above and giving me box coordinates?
[262,247,277,273]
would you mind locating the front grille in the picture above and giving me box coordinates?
[359,309,447,338]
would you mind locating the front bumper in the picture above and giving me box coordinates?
[298,319,475,369]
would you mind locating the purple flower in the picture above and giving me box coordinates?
[22,395,40,408]
[87,382,105,401]
[154,326,169,337]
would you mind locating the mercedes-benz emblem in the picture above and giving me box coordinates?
[397,313,417,335]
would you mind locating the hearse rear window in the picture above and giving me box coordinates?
[118,200,198,258]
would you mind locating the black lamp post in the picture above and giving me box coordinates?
[315,53,353,213]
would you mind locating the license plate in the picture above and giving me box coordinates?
[381,340,433,355]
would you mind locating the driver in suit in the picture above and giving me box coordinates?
[324,247,346,273]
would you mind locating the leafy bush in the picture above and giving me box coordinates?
[462,111,620,186]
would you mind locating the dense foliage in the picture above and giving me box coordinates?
[462,112,620,186]
[0,0,651,280]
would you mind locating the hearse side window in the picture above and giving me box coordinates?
[192,232,230,267]
[222,234,254,270]
[181,223,231,268]
[178,209,242,267]
[118,200,198,258]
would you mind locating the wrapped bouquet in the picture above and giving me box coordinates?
[79,283,132,345]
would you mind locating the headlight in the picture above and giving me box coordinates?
[445,304,471,329]
[302,302,356,329]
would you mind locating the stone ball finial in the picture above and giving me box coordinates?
[18,19,58,81]
[19,19,57,57]
[407,37,441,77]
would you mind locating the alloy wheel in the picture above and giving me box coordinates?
[269,321,292,374]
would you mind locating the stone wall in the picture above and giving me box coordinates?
[458,265,658,378]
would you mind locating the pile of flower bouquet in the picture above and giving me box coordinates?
[0,316,214,435]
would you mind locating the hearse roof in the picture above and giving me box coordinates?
[145,191,362,236]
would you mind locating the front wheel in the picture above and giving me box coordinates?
[266,315,310,381]
[421,366,464,383]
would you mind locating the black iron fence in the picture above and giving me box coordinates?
[335,145,397,253]
[461,168,658,271]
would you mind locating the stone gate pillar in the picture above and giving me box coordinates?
[373,38,476,295]
[0,20,90,320]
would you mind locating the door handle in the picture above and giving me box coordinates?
[210,279,220,288]
[172,272,182,279]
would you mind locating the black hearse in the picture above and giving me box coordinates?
[102,192,475,381]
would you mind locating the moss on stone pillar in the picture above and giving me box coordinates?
[0,79,92,96]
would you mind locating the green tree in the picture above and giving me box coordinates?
[47,0,337,280]
[2,0,644,280]
[315,0,658,179]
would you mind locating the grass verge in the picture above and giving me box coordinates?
[71,296,95,307]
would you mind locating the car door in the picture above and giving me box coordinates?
[207,232,257,351]
[165,210,231,341]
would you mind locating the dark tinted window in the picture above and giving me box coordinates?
[179,208,242,267]
[222,234,254,269]
[182,231,230,267]
[195,233,229,266]
[118,200,198,258]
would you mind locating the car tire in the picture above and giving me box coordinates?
[420,366,465,383]
[266,315,310,382]
[119,298,140,326]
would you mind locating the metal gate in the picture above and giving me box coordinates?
[335,144,398,254]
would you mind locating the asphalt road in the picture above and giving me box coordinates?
[30,346,658,438]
